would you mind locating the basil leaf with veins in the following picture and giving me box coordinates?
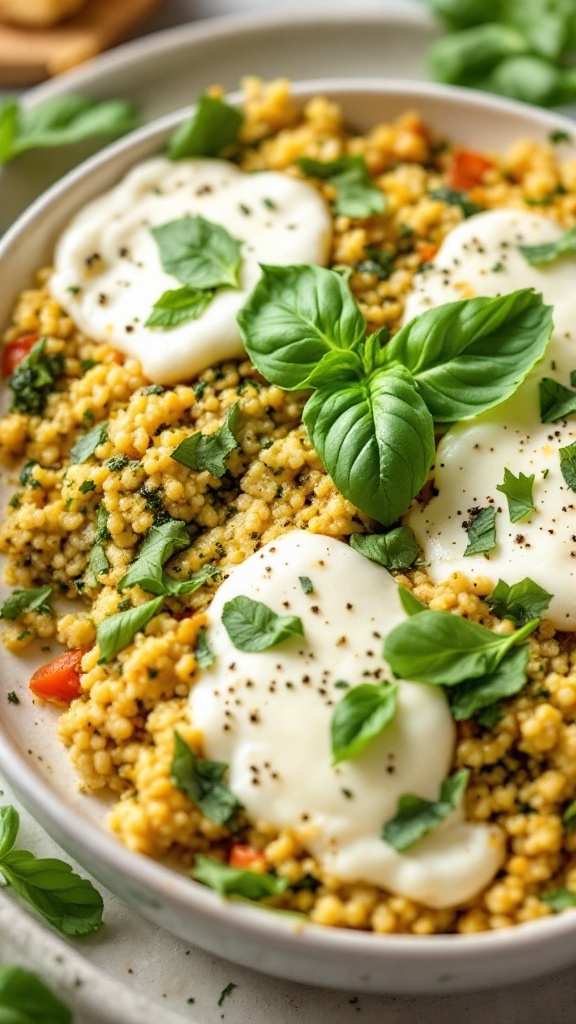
[151,215,242,290]
[486,577,552,625]
[382,769,470,852]
[222,595,304,652]
[145,286,213,329]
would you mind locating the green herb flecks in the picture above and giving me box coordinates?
[382,769,470,852]
[69,419,109,464]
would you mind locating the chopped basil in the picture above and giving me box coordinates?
[167,93,243,161]
[8,338,64,416]
[171,401,240,477]
[145,285,213,329]
[540,887,576,912]
[170,731,241,827]
[331,681,398,764]
[355,247,394,279]
[162,563,220,597]
[70,419,109,464]
[463,505,497,555]
[0,804,103,937]
[349,527,420,569]
[218,982,238,1007]
[486,577,552,625]
[194,627,215,669]
[382,769,470,852]
[563,800,576,831]
[298,575,314,595]
[449,644,530,721]
[384,603,538,687]
[192,853,289,900]
[151,215,242,291]
[496,468,535,523]
[0,965,73,1023]
[84,503,110,588]
[96,596,164,663]
[79,479,95,494]
[19,459,41,488]
[222,595,304,652]
[117,519,190,595]
[296,155,386,219]
[428,185,485,218]
[559,440,576,491]
[0,584,53,620]
[539,377,576,422]
[88,541,109,582]
[519,225,576,266]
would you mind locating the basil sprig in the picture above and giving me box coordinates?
[496,468,535,522]
[69,419,108,464]
[0,584,53,620]
[520,226,576,266]
[171,732,242,828]
[296,155,386,219]
[539,377,576,422]
[0,965,73,1024]
[192,853,289,900]
[0,805,103,936]
[222,595,304,652]
[463,506,497,556]
[382,769,470,852]
[238,266,552,526]
[331,682,398,764]
[486,577,552,625]
[171,402,240,477]
[167,93,243,161]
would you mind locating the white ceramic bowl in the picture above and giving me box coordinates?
[2,79,576,995]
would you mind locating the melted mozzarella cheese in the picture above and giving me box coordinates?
[405,210,576,629]
[189,530,503,908]
[49,157,332,385]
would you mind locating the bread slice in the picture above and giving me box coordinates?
[0,0,87,27]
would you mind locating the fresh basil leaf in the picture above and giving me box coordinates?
[382,769,470,852]
[384,290,553,422]
[463,506,497,556]
[195,627,215,669]
[88,542,109,581]
[0,849,103,936]
[449,644,529,721]
[383,607,538,687]
[563,800,576,831]
[428,186,484,218]
[170,731,241,827]
[167,94,243,161]
[191,853,289,900]
[0,966,73,1024]
[486,577,552,625]
[356,247,394,280]
[0,95,139,164]
[331,682,398,764]
[8,338,64,416]
[96,596,164,663]
[539,378,576,422]
[0,806,19,860]
[117,519,190,595]
[299,575,314,595]
[398,588,428,616]
[349,527,420,570]
[69,420,108,464]
[161,563,220,597]
[145,286,213,328]
[171,401,240,477]
[151,215,242,290]
[427,24,529,86]
[520,225,576,267]
[296,155,386,219]
[304,366,435,526]
[496,468,535,524]
[559,440,576,491]
[222,595,303,652]
[238,264,366,390]
[541,887,576,911]
[0,585,52,620]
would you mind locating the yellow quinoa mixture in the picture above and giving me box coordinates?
[3,79,576,935]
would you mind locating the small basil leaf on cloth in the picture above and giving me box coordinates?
[97,596,164,664]
[383,607,538,686]
[539,377,576,422]
[428,185,484,218]
[398,588,429,616]
[151,215,242,290]
[331,682,398,764]
[519,225,576,266]
[449,644,530,721]
[540,887,576,911]
[349,527,420,570]
[237,264,366,390]
[192,853,289,900]
[0,805,19,859]
[463,505,497,556]
[0,584,53,620]
[303,367,435,526]
[0,849,104,936]
[145,286,214,329]
[382,769,470,852]
[222,595,304,652]
[559,440,576,491]
[161,563,220,597]
[195,627,215,669]
[167,94,243,161]
[0,965,73,1024]
[69,419,108,464]
[383,289,553,422]
[496,468,535,523]
[171,401,240,477]
[171,731,242,828]
[486,577,553,625]
[296,155,386,219]
[117,519,190,595]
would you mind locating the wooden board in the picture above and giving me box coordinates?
[0,0,165,85]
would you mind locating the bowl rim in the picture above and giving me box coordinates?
[2,76,576,971]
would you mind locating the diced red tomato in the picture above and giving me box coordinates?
[29,648,84,703]
[447,149,493,191]
[229,843,267,873]
[419,243,438,264]
[2,333,39,377]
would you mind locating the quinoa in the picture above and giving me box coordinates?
[2,78,576,935]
